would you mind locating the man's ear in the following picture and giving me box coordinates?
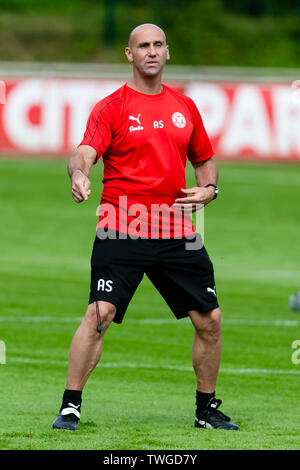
[166,45,170,61]
[125,47,133,63]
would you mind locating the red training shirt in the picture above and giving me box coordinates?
[79,83,214,238]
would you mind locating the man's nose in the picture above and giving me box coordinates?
[148,45,156,56]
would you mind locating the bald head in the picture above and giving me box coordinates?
[128,23,166,48]
[125,23,170,82]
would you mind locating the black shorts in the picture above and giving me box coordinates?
[89,232,219,324]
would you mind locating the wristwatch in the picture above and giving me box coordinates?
[205,184,219,200]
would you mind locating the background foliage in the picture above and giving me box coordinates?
[0,0,299,66]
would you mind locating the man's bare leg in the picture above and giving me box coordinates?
[188,307,222,393]
[189,308,239,429]
[53,301,116,430]
[66,301,116,390]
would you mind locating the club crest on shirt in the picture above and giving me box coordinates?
[129,113,144,132]
[172,112,186,128]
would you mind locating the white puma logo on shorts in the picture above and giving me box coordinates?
[207,287,216,296]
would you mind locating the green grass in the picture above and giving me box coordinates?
[0,157,300,450]
[1,1,300,67]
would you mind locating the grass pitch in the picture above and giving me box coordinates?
[0,157,299,450]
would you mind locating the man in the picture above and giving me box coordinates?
[52,24,239,431]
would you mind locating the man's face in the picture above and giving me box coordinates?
[125,25,170,77]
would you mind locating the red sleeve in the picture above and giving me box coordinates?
[187,99,214,163]
[79,100,114,160]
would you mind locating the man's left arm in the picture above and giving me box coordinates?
[174,157,218,211]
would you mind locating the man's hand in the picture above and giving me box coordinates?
[68,145,97,203]
[173,186,216,212]
[71,169,91,203]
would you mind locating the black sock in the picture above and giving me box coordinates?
[195,390,215,414]
[60,389,82,412]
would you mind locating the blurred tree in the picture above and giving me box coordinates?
[103,0,118,44]
[0,0,299,66]
[221,0,300,16]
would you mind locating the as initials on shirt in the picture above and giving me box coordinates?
[153,120,164,129]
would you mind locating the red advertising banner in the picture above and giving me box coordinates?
[0,77,299,160]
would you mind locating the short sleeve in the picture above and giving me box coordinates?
[187,99,214,163]
[79,101,113,160]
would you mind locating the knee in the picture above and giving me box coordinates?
[191,308,222,340]
[208,308,222,331]
[84,301,116,331]
[208,308,222,339]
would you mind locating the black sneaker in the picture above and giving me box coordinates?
[195,397,239,430]
[52,406,80,431]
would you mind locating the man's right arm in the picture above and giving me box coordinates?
[68,145,98,203]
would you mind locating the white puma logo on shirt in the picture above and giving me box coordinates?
[129,113,141,125]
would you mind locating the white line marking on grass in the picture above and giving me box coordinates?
[222,319,300,327]
[8,356,300,375]
[254,270,300,279]
[0,316,299,327]
[126,318,300,327]
[0,316,82,323]
[216,269,300,282]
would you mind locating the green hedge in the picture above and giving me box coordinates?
[0,0,299,67]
